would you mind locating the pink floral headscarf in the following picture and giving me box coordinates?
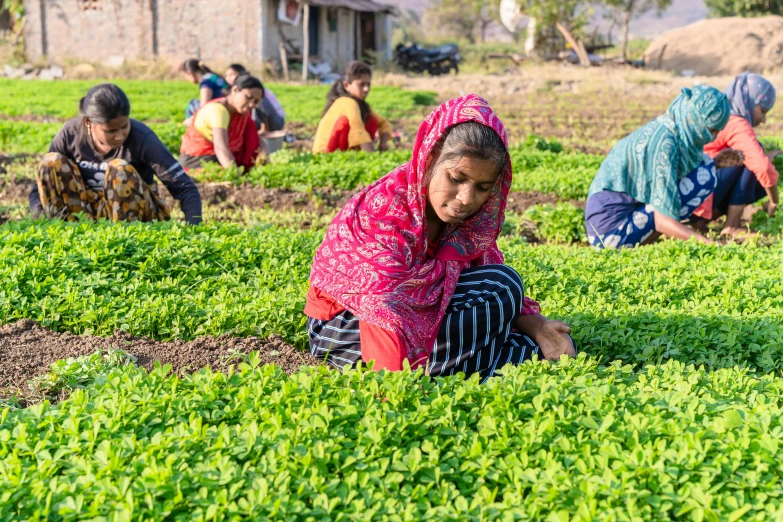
[310,94,529,366]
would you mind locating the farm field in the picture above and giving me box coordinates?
[3,71,783,520]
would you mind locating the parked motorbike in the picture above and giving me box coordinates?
[394,43,461,76]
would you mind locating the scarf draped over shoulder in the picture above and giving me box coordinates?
[309,94,515,365]
[588,85,730,219]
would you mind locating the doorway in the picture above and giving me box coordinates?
[358,12,376,62]
[308,5,320,56]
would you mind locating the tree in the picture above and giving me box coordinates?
[426,0,501,43]
[704,0,783,17]
[519,0,594,66]
[1,0,25,61]
[603,0,672,61]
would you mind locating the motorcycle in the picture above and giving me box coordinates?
[394,43,461,76]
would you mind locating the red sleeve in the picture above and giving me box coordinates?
[305,287,410,372]
[720,116,779,187]
[521,297,541,315]
[304,285,346,320]
[358,321,408,372]
[236,118,260,172]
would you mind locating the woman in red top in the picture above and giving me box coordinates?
[695,72,779,236]
[179,74,262,172]
[305,95,576,380]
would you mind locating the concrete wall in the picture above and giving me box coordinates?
[317,7,356,65]
[24,0,260,62]
[25,0,156,60]
[154,0,261,62]
[23,0,389,66]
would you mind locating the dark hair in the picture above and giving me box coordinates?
[79,83,131,124]
[425,122,508,185]
[323,61,373,122]
[227,63,247,75]
[181,59,213,75]
[232,73,265,98]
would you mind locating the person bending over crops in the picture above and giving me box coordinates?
[691,73,780,237]
[30,83,202,224]
[225,64,286,135]
[304,95,576,380]
[179,74,263,172]
[181,59,229,122]
[585,85,736,249]
[312,61,392,154]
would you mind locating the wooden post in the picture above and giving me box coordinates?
[279,41,290,82]
[302,2,310,83]
[555,22,590,68]
[257,0,265,77]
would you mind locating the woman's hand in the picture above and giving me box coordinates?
[713,149,744,168]
[212,128,236,168]
[535,320,576,361]
[653,211,715,244]
[765,185,779,217]
[378,133,391,152]
[514,314,576,361]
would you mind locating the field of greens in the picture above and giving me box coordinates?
[0,79,436,154]
[3,77,783,520]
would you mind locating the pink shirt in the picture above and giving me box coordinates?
[695,115,778,218]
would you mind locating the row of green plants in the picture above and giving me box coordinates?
[2,219,783,372]
[156,142,602,197]
[0,133,602,200]
[2,354,782,520]
[0,120,183,156]
[0,79,436,125]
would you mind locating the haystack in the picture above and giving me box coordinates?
[644,16,783,76]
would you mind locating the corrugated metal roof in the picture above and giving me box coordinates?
[305,0,394,13]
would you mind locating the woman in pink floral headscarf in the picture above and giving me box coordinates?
[305,95,576,380]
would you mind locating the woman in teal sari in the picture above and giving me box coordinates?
[585,86,733,249]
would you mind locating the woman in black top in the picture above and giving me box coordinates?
[31,83,203,224]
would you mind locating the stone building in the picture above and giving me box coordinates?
[23,0,394,67]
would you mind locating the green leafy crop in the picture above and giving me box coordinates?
[3,220,783,373]
[3,357,783,520]
[0,79,436,125]
[523,203,586,243]
[190,146,603,197]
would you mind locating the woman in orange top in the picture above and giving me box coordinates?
[312,61,392,154]
[695,72,780,236]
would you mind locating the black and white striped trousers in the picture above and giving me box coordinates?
[306,264,547,381]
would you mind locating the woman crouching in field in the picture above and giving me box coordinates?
[692,73,780,236]
[181,59,229,122]
[179,74,264,172]
[30,83,202,224]
[312,61,392,154]
[584,85,737,249]
[304,95,576,380]
[225,64,286,135]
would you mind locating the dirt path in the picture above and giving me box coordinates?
[0,319,319,403]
